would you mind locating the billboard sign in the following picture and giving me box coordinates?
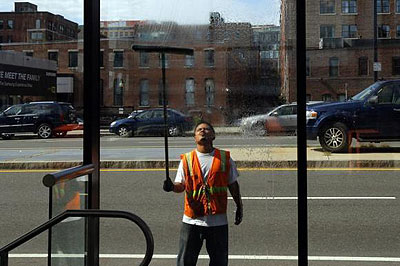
[0,63,56,96]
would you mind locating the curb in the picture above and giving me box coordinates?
[0,160,399,170]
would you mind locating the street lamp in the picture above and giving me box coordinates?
[131,45,194,184]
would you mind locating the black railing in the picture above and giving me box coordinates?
[42,164,95,187]
[0,209,154,266]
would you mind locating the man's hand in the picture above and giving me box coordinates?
[234,205,243,225]
[163,178,174,192]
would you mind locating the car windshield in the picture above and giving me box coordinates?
[350,83,380,101]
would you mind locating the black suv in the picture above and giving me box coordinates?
[0,101,77,139]
[307,80,400,152]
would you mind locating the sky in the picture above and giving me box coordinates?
[1,0,280,25]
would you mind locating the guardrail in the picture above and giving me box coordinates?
[0,209,154,266]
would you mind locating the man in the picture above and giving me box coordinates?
[164,121,243,266]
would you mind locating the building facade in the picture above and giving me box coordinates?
[0,2,78,44]
[281,0,400,103]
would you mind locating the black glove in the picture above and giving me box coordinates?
[163,178,174,192]
[234,205,243,225]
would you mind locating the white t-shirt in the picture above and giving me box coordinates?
[175,149,239,227]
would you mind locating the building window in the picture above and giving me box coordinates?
[342,0,357,13]
[329,57,339,77]
[204,49,215,67]
[359,57,369,76]
[158,79,168,106]
[139,52,149,67]
[6,35,12,43]
[113,78,124,106]
[397,0,400,12]
[338,93,347,101]
[185,78,195,106]
[397,26,400,38]
[392,57,400,75]
[306,57,310,76]
[100,50,104,68]
[68,51,78,68]
[48,51,58,66]
[30,32,43,40]
[205,79,215,106]
[159,54,169,68]
[0,20,3,29]
[306,94,312,102]
[320,0,335,14]
[377,0,390,13]
[100,79,104,106]
[185,54,195,67]
[24,51,33,57]
[320,25,335,38]
[378,25,390,38]
[322,94,332,101]
[139,79,149,106]
[35,19,41,29]
[113,51,124,67]
[7,20,14,29]
[342,25,357,38]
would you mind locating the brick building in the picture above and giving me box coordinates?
[281,0,400,103]
[0,2,78,43]
[0,18,265,125]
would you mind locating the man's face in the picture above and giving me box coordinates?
[194,123,215,144]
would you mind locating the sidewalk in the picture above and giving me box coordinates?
[0,145,399,169]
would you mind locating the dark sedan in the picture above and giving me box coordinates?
[109,108,193,137]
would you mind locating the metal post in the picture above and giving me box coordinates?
[0,251,8,266]
[161,52,170,181]
[296,0,308,264]
[47,187,52,266]
[373,0,378,82]
[83,0,100,264]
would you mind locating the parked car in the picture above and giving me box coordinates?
[240,104,298,136]
[0,101,78,139]
[307,80,400,152]
[109,108,193,137]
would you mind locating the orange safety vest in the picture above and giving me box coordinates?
[181,148,230,218]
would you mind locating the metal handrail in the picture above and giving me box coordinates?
[0,209,154,266]
[42,164,95,187]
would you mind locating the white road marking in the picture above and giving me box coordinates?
[7,254,400,262]
[229,196,396,200]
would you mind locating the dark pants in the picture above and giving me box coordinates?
[177,223,228,266]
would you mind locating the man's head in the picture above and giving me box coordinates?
[194,121,215,146]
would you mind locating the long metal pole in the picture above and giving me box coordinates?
[83,0,100,264]
[161,52,170,181]
[296,0,308,264]
[373,0,378,82]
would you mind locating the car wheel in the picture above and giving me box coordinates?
[1,134,14,140]
[118,126,131,137]
[37,123,53,139]
[319,122,349,153]
[168,125,182,137]
[252,122,267,136]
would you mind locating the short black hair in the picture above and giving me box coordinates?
[194,120,215,134]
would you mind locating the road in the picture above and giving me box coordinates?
[2,169,400,265]
[0,135,314,163]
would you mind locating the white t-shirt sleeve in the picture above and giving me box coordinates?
[175,160,185,184]
[228,157,239,185]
